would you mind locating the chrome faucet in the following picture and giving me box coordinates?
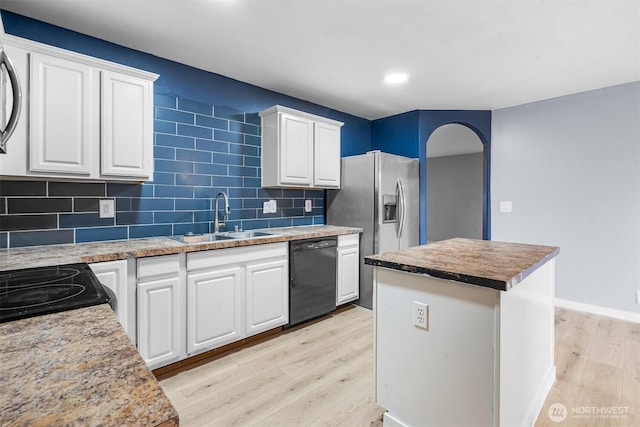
[213,191,231,233]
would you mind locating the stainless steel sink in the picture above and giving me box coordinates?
[172,230,279,244]
[171,233,234,244]
[225,231,277,239]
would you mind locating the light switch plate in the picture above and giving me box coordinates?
[499,201,512,213]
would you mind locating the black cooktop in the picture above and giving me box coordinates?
[0,263,111,323]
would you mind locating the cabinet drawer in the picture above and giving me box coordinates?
[338,233,359,248]
[187,242,287,272]
[137,254,181,280]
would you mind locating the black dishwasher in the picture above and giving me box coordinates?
[287,237,337,327]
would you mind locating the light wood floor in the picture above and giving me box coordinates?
[159,306,385,426]
[159,305,640,427]
[535,308,640,427]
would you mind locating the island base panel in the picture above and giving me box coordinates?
[375,267,499,426]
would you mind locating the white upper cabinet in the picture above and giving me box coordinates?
[313,121,341,188]
[29,52,96,175]
[279,113,313,186]
[101,71,154,179]
[260,105,343,189]
[0,34,158,182]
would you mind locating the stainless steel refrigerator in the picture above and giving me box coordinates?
[326,150,419,309]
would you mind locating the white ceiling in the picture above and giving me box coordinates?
[0,0,638,120]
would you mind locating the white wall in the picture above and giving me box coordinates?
[491,82,640,315]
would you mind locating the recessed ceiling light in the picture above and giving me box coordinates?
[384,73,409,84]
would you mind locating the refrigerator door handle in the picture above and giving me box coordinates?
[396,179,406,239]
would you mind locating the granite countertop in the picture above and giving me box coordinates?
[365,238,560,291]
[0,225,362,271]
[0,304,178,426]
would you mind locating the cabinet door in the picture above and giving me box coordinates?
[337,246,359,304]
[279,113,313,186]
[101,71,153,179]
[29,52,95,175]
[138,276,182,369]
[187,266,245,355]
[245,257,288,336]
[313,121,341,188]
[89,260,132,340]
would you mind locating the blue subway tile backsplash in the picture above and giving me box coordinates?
[178,98,212,115]
[0,95,325,248]
[75,226,128,243]
[10,229,74,248]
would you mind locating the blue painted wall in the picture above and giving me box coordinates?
[371,110,492,244]
[0,11,371,248]
[371,111,421,158]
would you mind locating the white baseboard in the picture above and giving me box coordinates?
[527,365,556,427]
[555,298,640,323]
[383,412,407,427]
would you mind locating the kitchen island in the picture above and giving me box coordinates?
[365,238,560,427]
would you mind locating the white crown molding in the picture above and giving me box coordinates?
[3,33,159,81]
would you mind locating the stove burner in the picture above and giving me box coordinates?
[0,284,86,310]
[0,263,110,323]
[0,268,80,288]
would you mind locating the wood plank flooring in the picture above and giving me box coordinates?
[159,306,385,426]
[535,308,640,427]
[159,305,640,427]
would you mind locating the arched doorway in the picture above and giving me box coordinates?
[425,124,485,242]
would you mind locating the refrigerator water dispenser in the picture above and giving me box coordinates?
[383,194,397,223]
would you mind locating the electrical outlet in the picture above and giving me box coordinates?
[636,290,640,305]
[262,200,277,214]
[413,301,428,329]
[99,199,115,219]
[304,199,313,213]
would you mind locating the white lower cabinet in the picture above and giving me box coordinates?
[89,259,136,343]
[186,266,245,354]
[136,254,186,370]
[135,245,287,368]
[337,234,360,305]
[186,242,288,357]
[245,257,288,336]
